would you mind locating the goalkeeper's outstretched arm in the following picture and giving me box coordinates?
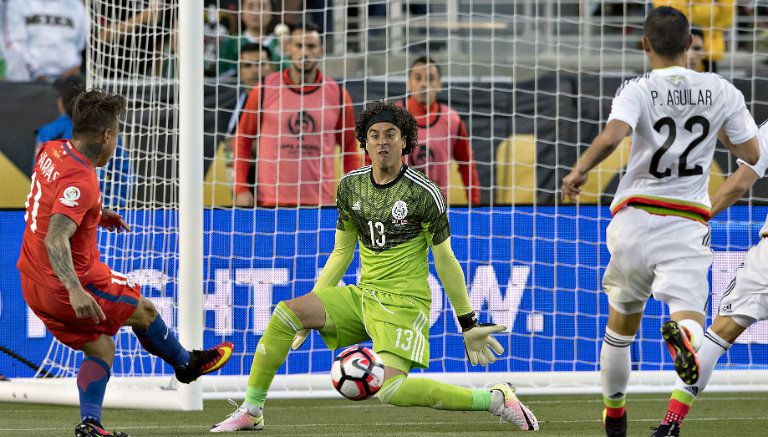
[432,238,506,366]
[291,229,357,350]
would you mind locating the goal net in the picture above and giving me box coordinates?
[4,0,768,410]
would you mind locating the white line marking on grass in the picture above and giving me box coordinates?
[5,416,768,433]
[522,395,766,405]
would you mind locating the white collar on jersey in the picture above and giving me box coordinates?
[652,66,689,76]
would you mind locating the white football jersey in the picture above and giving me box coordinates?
[1,0,86,81]
[742,122,768,236]
[608,66,757,216]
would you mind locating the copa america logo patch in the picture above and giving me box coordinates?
[392,200,408,220]
[59,186,81,207]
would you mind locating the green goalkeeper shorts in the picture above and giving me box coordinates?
[313,285,431,371]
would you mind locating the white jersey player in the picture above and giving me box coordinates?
[653,121,768,435]
[561,7,760,437]
[2,0,86,81]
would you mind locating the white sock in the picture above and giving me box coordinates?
[677,319,704,351]
[489,390,504,413]
[601,328,635,404]
[673,328,731,396]
[244,402,263,417]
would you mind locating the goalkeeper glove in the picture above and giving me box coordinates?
[459,311,506,366]
[291,329,310,350]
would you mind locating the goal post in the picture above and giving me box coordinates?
[3,0,768,411]
[177,0,205,411]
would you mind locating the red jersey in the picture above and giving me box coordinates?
[399,97,480,205]
[17,140,110,288]
[234,69,361,206]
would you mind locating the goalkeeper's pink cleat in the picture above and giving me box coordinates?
[490,382,539,431]
[210,401,264,433]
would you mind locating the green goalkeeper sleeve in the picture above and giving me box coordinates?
[312,229,357,291]
[432,237,473,317]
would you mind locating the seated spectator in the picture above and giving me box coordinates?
[226,43,275,136]
[220,43,275,183]
[218,0,288,78]
[36,75,135,207]
[2,0,86,82]
[205,0,241,35]
[399,57,481,205]
[94,0,174,78]
[688,27,706,71]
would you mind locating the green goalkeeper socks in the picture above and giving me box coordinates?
[245,302,304,408]
[378,374,491,411]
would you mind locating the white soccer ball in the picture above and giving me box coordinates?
[331,345,385,401]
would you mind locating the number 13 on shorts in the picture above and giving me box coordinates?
[395,328,414,351]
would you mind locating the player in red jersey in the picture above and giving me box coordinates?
[17,90,234,437]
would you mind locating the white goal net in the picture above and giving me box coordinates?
[4,0,768,410]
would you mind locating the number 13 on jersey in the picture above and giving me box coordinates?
[368,221,385,247]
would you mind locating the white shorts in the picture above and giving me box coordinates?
[719,237,768,324]
[602,207,712,315]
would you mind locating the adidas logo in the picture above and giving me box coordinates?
[352,201,361,211]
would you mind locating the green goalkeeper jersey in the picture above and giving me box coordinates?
[336,164,450,301]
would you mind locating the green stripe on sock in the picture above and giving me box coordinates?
[671,389,695,405]
[603,396,625,409]
[245,386,269,407]
[471,389,491,411]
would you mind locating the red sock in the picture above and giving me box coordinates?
[606,406,625,419]
[662,399,690,425]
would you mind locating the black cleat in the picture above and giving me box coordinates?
[650,422,681,437]
[74,419,130,437]
[662,321,699,385]
[174,341,234,384]
[603,409,627,437]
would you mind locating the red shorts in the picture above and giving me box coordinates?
[21,271,142,350]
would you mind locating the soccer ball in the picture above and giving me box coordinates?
[331,345,385,401]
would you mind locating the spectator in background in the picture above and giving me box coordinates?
[225,43,275,137]
[220,43,275,183]
[653,0,735,72]
[94,0,174,78]
[218,0,287,78]
[233,22,360,207]
[35,75,135,207]
[2,0,86,81]
[400,57,480,205]
[688,27,707,71]
[205,0,241,35]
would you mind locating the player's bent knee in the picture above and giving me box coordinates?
[283,294,325,330]
[82,334,116,362]
[126,297,158,330]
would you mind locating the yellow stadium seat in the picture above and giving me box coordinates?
[495,134,537,204]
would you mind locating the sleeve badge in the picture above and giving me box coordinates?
[59,186,81,207]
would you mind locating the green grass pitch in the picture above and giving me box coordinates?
[2,392,768,436]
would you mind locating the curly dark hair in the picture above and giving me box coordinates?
[355,101,419,155]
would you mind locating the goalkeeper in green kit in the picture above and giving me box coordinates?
[211,101,539,432]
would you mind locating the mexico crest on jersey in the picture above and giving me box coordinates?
[60,186,81,207]
[391,200,408,224]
